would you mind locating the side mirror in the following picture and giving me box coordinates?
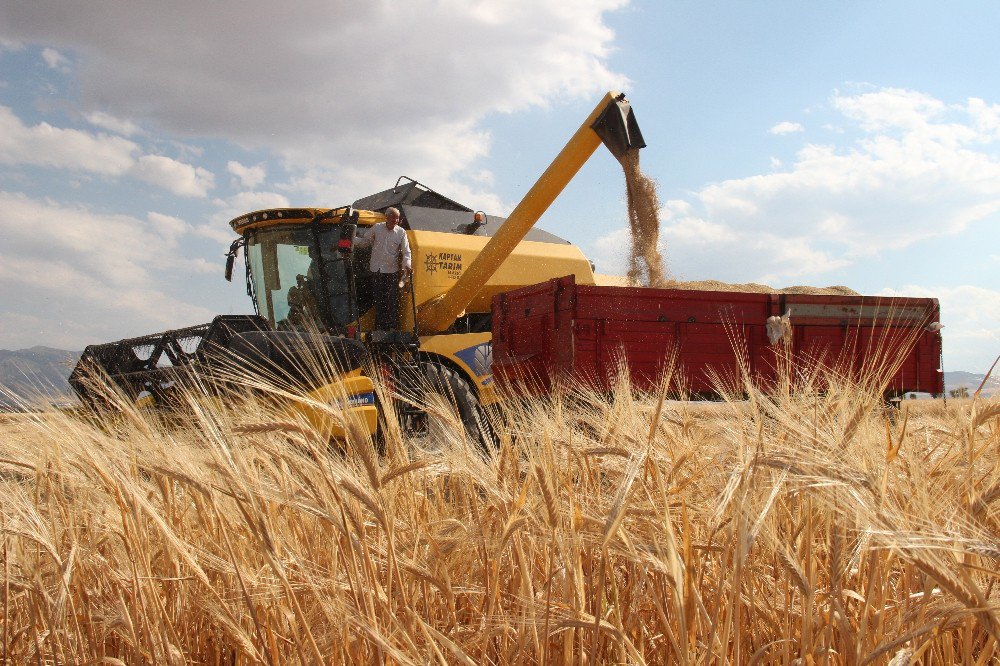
[224,238,243,282]
[338,222,357,254]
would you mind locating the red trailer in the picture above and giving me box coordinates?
[491,275,943,398]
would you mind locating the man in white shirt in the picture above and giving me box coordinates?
[354,207,412,330]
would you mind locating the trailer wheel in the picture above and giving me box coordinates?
[416,361,495,454]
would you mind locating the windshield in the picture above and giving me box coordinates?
[246,226,354,331]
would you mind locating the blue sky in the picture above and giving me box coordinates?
[0,1,997,371]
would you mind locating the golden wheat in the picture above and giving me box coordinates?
[0,356,997,663]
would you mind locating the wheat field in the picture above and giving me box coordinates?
[0,355,998,664]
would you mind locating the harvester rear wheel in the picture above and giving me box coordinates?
[416,361,495,454]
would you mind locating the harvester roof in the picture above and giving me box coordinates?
[228,207,384,234]
[352,178,471,213]
[228,179,572,245]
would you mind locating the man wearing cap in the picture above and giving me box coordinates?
[354,207,412,330]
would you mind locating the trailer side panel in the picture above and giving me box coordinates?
[491,276,943,397]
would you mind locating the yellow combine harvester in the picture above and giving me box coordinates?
[70,92,645,447]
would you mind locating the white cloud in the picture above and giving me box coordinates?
[592,227,630,274]
[227,160,265,189]
[833,87,945,132]
[213,190,291,217]
[0,104,138,174]
[169,140,204,160]
[195,224,238,245]
[0,105,219,198]
[0,191,217,348]
[0,311,58,350]
[84,110,139,136]
[197,190,293,244]
[131,154,215,197]
[600,88,1000,285]
[769,121,804,135]
[40,46,69,71]
[282,163,506,216]
[146,211,190,243]
[663,215,735,244]
[967,97,1000,141]
[0,1,628,193]
[0,191,184,285]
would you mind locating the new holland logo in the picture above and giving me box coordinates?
[334,392,376,409]
[347,392,376,407]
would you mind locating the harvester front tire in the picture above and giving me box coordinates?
[419,361,496,454]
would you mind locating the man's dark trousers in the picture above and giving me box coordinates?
[372,272,400,330]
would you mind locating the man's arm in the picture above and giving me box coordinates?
[399,230,412,273]
[354,225,377,250]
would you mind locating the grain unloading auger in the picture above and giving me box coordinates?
[415,91,644,333]
[70,91,646,445]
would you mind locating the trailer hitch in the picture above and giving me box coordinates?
[590,92,646,161]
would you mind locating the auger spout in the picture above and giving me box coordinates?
[416,91,645,334]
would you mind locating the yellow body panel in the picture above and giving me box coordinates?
[405,230,595,324]
[418,332,497,404]
[295,370,378,441]
[135,393,156,409]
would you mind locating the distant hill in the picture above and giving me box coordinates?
[944,370,999,398]
[0,346,80,409]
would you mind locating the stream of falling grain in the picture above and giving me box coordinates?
[618,150,667,287]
